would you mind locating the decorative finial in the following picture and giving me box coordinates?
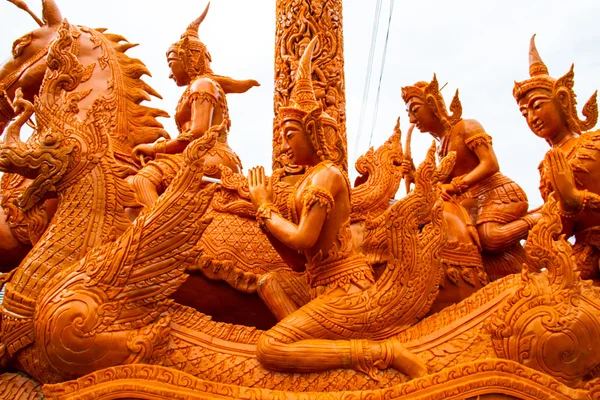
[529,34,549,77]
[185,2,210,39]
[289,37,319,112]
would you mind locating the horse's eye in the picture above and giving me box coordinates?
[12,34,32,58]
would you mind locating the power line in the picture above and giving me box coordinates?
[352,0,383,164]
[368,0,395,149]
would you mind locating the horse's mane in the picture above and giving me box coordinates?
[93,27,170,168]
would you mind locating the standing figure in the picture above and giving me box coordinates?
[513,35,600,279]
[401,76,540,280]
[131,3,259,207]
[248,38,427,380]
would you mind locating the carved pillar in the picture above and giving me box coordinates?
[273,0,347,171]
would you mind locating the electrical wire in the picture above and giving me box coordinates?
[367,0,395,149]
[352,0,383,163]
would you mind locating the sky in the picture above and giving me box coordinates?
[1,0,600,208]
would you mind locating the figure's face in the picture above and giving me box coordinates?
[297,42,309,56]
[280,120,316,166]
[518,89,568,141]
[167,51,190,86]
[406,97,439,133]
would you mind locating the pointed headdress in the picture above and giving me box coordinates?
[513,34,597,133]
[279,37,322,124]
[167,2,213,78]
[278,37,346,168]
[401,74,463,131]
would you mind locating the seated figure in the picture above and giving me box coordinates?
[401,76,540,280]
[248,38,427,379]
[130,4,259,207]
[513,35,600,279]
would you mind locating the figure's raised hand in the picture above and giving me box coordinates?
[400,159,416,177]
[547,149,582,213]
[440,183,455,201]
[248,166,273,209]
[133,143,155,166]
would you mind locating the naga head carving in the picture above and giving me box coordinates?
[354,117,404,180]
[513,35,598,135]
[490,195,600,385]
[0,0,65,134]
[350,118,405,222]
[410,143,456,227]
[2,1,169,168]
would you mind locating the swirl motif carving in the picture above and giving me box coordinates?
[490,196,600,385]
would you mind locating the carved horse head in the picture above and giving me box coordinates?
[0,0,169,162]
[0,19,143,212]
[0,0,64,134]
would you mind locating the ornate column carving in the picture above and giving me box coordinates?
[273,0,347,171]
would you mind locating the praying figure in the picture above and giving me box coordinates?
[248,38,427,380]
[513,35,600,279]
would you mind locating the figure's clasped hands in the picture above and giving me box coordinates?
[546,149,582,213]
[248,166,273,209]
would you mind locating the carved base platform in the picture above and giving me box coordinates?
[0,373,42,400]
[41,360,600,400]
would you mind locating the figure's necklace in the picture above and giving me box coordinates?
[438,130,451,158]
[556,136,578,160]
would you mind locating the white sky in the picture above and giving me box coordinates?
[2,0,600,207]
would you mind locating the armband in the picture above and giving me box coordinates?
[153,140,167,154]
[464,132,492,151]
[302,186,335,218]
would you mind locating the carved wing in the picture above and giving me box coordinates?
[368,145,454,335]
[37,134,218,333]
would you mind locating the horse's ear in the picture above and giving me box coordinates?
[41,0,62,27]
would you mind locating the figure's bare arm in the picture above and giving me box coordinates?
[162,78,218,154]
[248,166,337,252]
[263,230,308,272]
[458,120,500,188]
[262,202,329,251]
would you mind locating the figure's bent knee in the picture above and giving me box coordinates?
[257,273,275,296]
[479,233,506,253]
[478,223,514,253]
[256,331,288,371]
[128,173,161,208]
[129,173,152,192]
[131,172,149,185]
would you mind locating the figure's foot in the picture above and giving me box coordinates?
[388,338,427,378]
